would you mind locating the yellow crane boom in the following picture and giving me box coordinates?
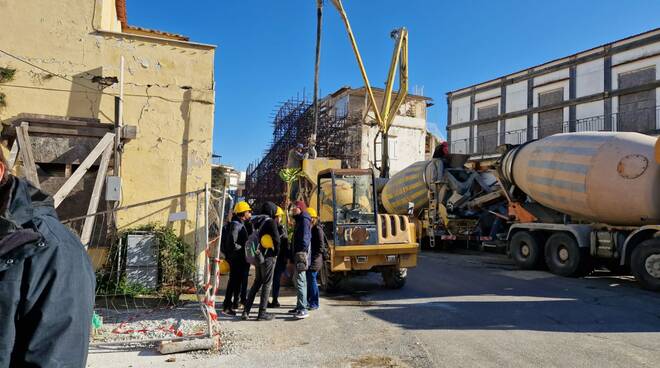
[330,0,409,178]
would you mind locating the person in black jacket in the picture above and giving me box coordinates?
[0,150,95,367]
[306,207,327,310]
[221,201,252,316]
[269,206,289,308]
[242,202,281,321]
[290,200,312,319]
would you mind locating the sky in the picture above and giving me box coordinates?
[127,0,660,171]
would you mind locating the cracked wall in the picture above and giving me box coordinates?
[0,0,216,243]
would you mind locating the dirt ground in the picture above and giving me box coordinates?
[87,250,660,368]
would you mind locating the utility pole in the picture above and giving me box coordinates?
[311,0,323,153]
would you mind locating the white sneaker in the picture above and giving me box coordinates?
[294,309,309,319]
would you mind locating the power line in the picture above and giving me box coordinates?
[0,83,187,103]
[0,48,104,94]
[0,48,214,106]
[0,48,203,104]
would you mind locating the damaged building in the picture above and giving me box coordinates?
[0,0,216,247]
[246,86,437,204]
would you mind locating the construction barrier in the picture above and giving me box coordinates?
[61,185,228,348]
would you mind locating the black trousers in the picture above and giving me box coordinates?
[223,252,248,310]
[240,264,249,303]
[245,257,276,314]
[271,254,287,301]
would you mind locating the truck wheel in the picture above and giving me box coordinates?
[320,262,342,293]
[631,239,660,291]
[382,268,407,289]
[544,233,586,277]
[510,231,543,270]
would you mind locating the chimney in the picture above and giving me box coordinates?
[115,0,127,29]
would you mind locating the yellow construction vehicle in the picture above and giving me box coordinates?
[312,167,418,289]
[297,0,417,290]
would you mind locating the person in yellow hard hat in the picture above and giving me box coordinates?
[221,201,252,316]
[269,206,290,308]
[276,206,285,220]
[242,202,281,321]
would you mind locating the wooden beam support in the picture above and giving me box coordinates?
[53,133,115,208]
[15,123,40,189]
[7,140,18,169]
[6,125,112,138]
[80,144,113,247]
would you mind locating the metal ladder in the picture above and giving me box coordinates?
[427,182,438,248]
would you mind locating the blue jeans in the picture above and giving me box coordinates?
[294,268,308,310]
[306,270,319,308]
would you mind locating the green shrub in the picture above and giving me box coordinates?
[95,224,195,303]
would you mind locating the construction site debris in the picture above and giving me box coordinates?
[158,336,219,354]
[92,304,208,344]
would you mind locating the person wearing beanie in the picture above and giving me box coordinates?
[306,207,327,310]
[289,201,312,319]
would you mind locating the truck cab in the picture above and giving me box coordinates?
[316,168,418,290]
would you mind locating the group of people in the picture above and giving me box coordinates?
[220,198,327,321]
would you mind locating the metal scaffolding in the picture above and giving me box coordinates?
[246,92,362,206]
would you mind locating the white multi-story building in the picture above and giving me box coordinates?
[446,28,660,159]
[323,86,438,176]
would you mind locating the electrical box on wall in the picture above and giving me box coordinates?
[106,176,121,201]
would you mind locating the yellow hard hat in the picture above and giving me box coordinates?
[219,259,230,274]
[261,234,274,249]
[308,207,318,218]
[276,206,285,218]
[234,201,252,214]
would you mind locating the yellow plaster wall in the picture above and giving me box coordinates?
[99,0,123,33]
[0,0,216,245]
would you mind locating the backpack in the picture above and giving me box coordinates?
[220,220,242,257]
[244,216,268,265]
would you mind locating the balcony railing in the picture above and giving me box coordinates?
[450,105,660,156]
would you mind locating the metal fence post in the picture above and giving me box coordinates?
[209,184,227,337]
[203,183,212,338]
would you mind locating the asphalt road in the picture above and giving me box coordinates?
[88,250,660,367]
[357,250,660,367]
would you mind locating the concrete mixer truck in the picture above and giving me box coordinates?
[380,154,505,250]
[496,132,660,291]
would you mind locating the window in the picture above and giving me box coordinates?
[334,96,349,118]
[538,88,564,138]
[333,174,376,225]
[477,104,498,120]
[375,137,398,165]
[617,67,656,132]
[476,104,499,153]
